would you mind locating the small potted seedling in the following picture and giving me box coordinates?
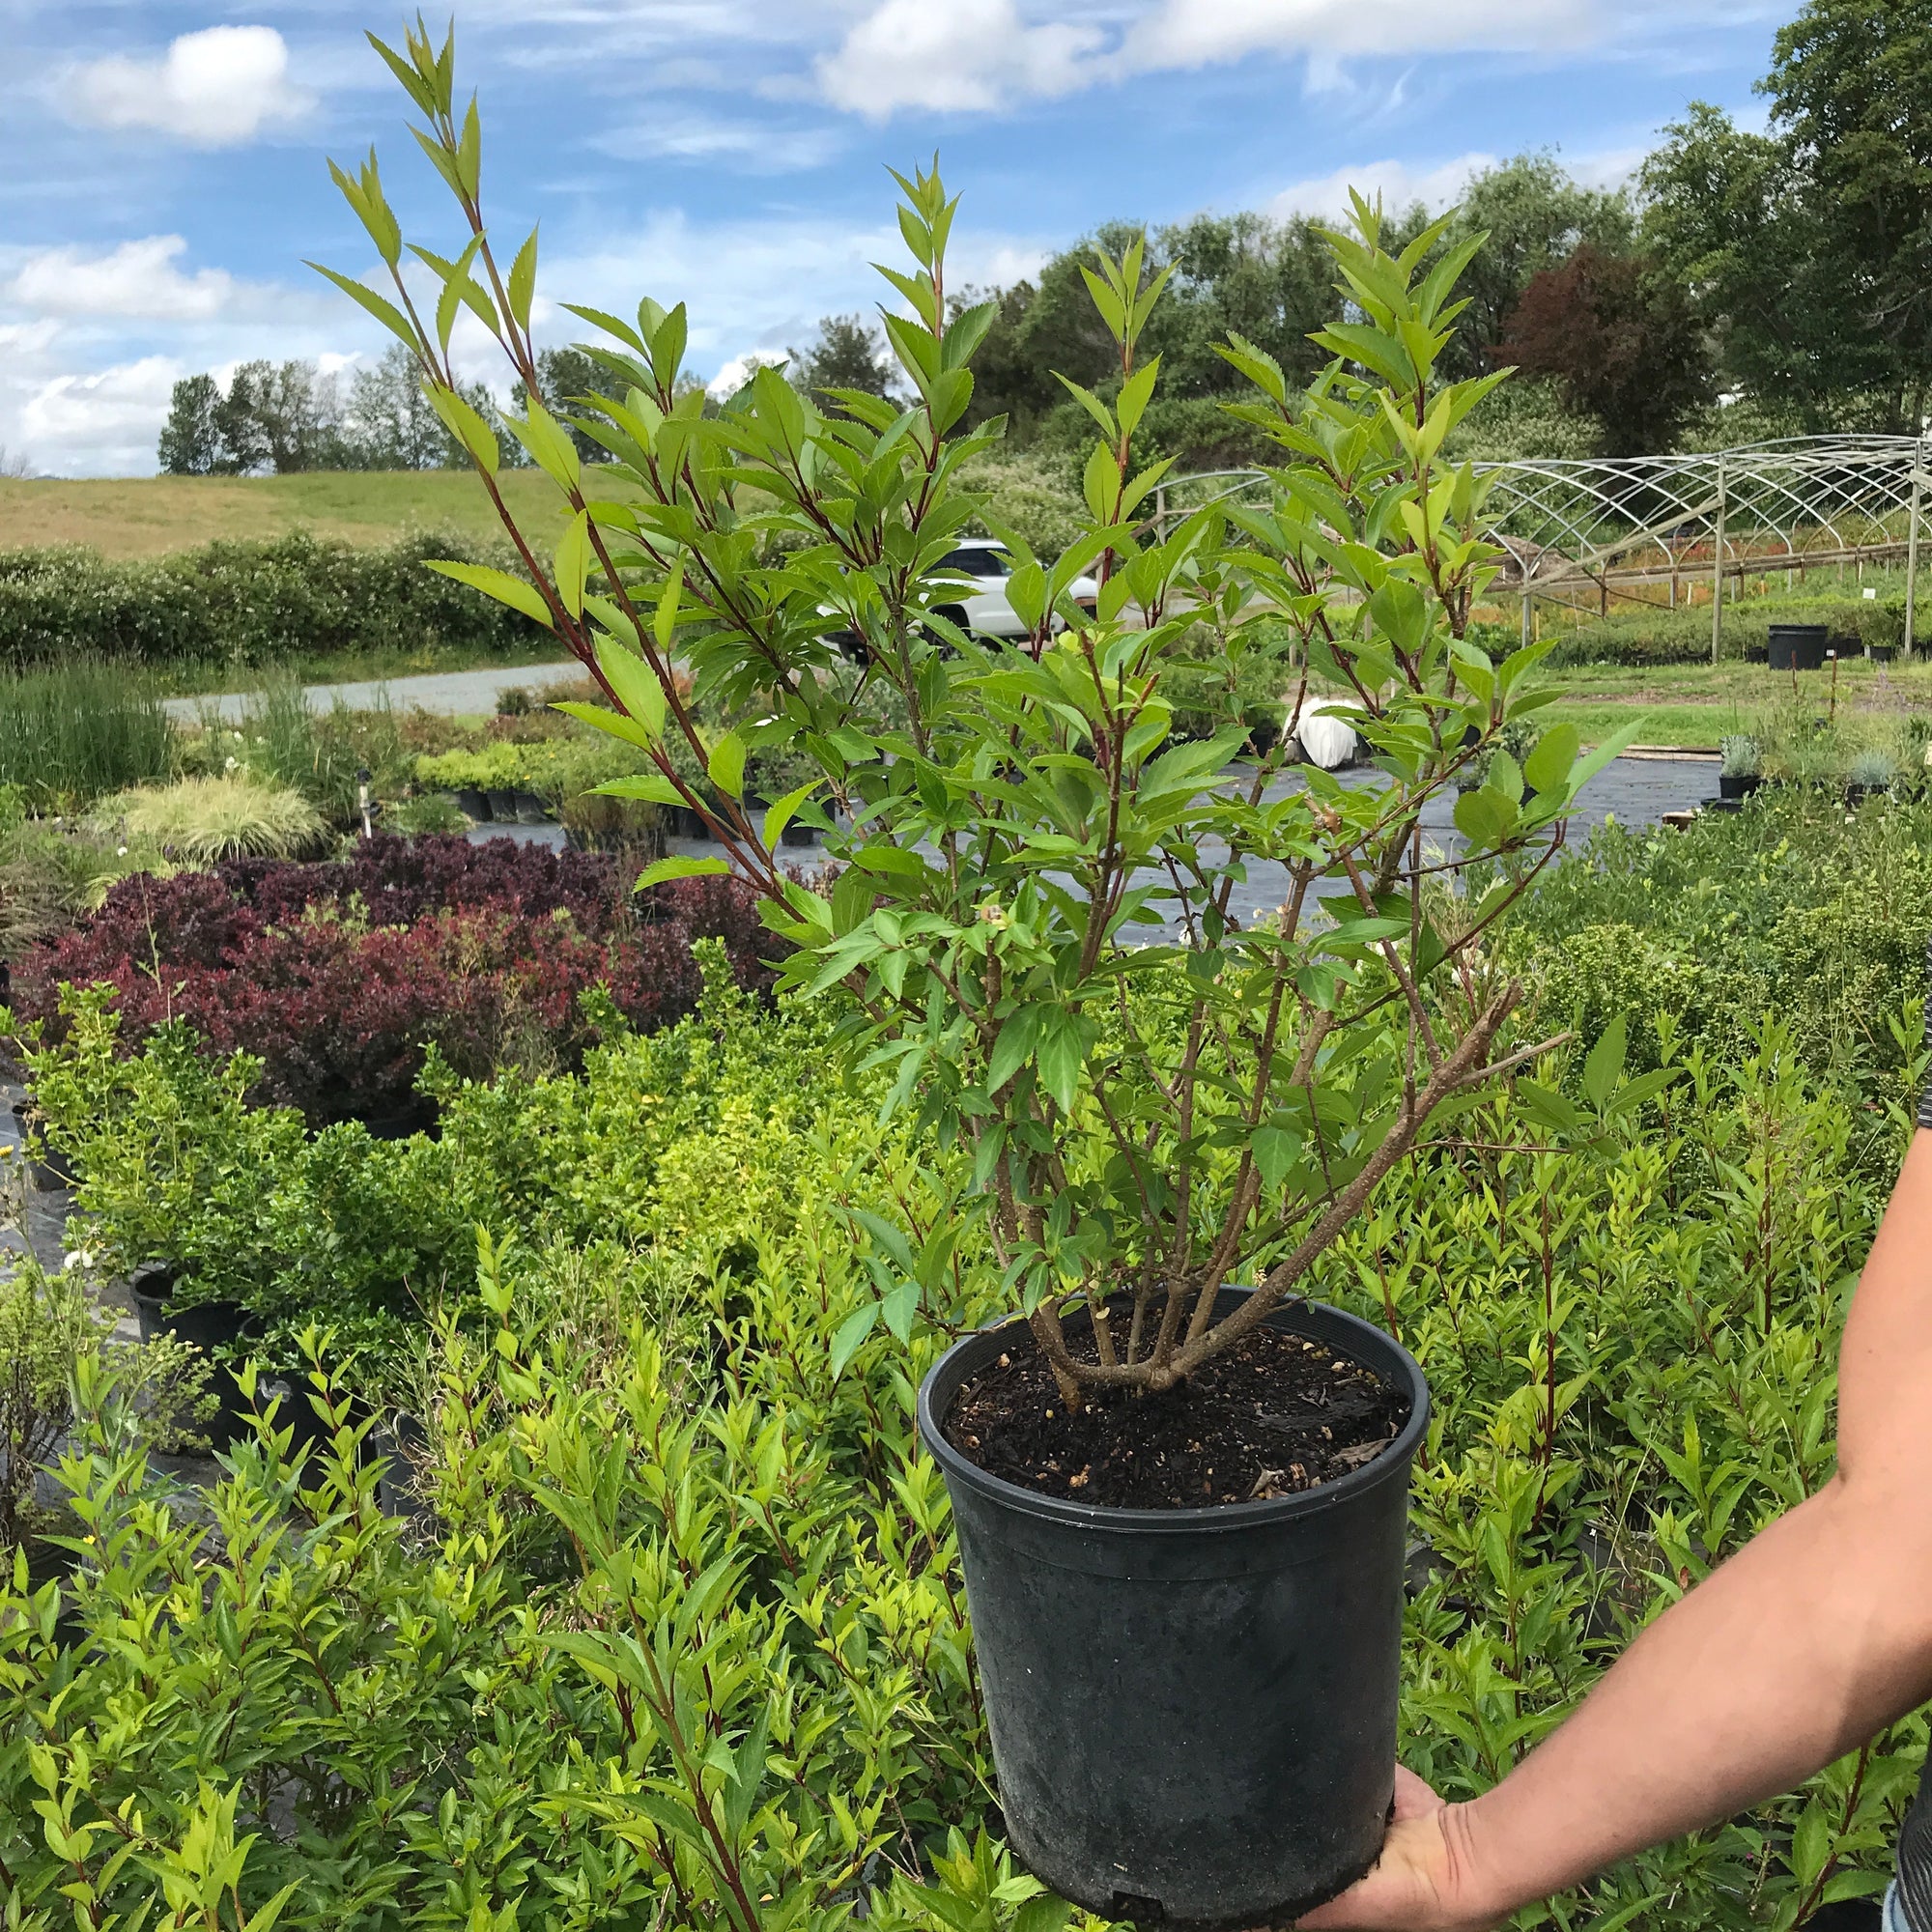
[321,28,1634,1921]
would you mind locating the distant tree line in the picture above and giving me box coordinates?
[157,345,631,476]
[161,1,1932,476]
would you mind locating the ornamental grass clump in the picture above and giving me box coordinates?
[321,23,1635,1411]
[97,773,329,865]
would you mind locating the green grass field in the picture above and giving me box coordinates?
[0,470,571,557]
[1528,657,1932,749]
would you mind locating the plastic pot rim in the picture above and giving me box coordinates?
[917,1295,1430,1538]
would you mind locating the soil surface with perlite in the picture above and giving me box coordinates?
[944,1313,1409,1509]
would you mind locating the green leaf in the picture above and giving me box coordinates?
[1116,357,1159,438]
[551,700,657,752]
[635,856,730,892]
[424,560,554,630]
[1570,716,1649,795]
[504,402,582,492]
[1516,1081,1581,1135]
[595,631,666,739]
[1582,1015,1628,1112]
[653,560,684,654]
[507,225,539,328]
[1036,1011,1087,1115]
[985,1008,1040,1094]
[1014,1899,1074,1932]
[421,383,498,472]
[881,1276,921,1344]
[591,773,684,806]
[1252,1124,1299,1192]
[555,510,591,618]
[829,1303,879,1379]
[1521,721,1579,797]
[761,781,817,848]
[307,263,419,352]
[708,730,746,799]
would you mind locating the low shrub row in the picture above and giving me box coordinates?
[9,837,777,1127]
[0,526,544,670]
[1541,590,1929,667]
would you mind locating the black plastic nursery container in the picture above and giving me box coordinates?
[131,1264,263,1449]
[455,785,490,821]
[1767,623,1829,671]
[917,1292,1430,1929]
[1718,773,1762,801]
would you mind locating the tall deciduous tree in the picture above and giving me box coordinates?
[788,314,898,402]
[1437,154,1634,380]
[1499,243,1712,455]
[1643,1,1932,432]
[157,374,224,475]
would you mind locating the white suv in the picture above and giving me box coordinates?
[931,537,1099,639]
[833,538,1098,656]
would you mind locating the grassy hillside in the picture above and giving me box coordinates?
[0,470,571,557]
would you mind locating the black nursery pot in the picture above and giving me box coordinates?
[455,785,490,821]
[131,1267,264,1450]
[1767,623,1829,671]
[917,1292,1431,1929]
[1718,773,1762,800]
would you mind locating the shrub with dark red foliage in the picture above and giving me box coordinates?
[13,836,783,1126]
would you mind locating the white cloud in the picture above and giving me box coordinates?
[8,238,237,323]
[814,0,1600,118]
[1265,152,1499,221]
[1122,0,1594,71]
[19,356,185,473]
[816,0,1105,116]
[595,109,843,171]
[706,349,790,399]
[64,26,314,148]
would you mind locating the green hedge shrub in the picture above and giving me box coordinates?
[1504,788,1932,1074]
[0,526,546,671]
[1,954,1924,1929]
[1541,592,1931,667]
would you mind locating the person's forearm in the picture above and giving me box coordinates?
[1446,1469,1932,1918]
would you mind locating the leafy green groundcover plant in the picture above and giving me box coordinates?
[320,21,1641,1398]
[0,985,1924,1928]
[1499,787,1932,1078]
[12,952,918,1388]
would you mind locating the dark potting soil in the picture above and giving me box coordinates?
[944,1312,1408,1509]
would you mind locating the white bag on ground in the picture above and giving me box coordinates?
[1286,698,1360,770]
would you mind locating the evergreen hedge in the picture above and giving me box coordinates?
[0,526,543,670]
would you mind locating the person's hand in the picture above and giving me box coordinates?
[1295,1767,1498,1932]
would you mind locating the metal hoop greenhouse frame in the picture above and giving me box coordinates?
[1151,436,1932,664]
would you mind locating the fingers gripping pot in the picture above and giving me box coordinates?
[917,1293,1430,1929]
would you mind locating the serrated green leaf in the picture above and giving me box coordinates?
[595,631,666,738]
[424,560,554,629]
[554,510,590,618]
[708,730,746,799]
[635,856,730,892]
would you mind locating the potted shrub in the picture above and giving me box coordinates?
[1844,747,1897,805]
[320,35,1627,1922]
[1718,732,1763,800]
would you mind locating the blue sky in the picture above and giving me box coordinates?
[2,0,1786,476]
